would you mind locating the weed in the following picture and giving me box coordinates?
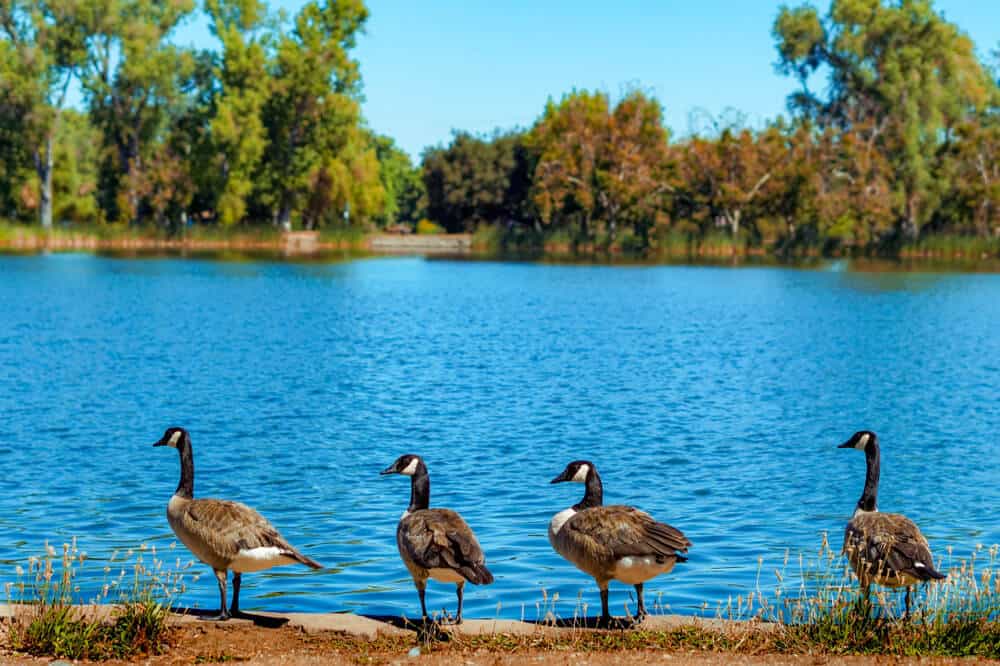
[6,540,191,660]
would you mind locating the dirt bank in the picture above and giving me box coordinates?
[1,606,997,665]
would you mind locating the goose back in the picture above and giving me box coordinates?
[397,508,493,585]
[552,505,691,581]
[168,495,321,573]
[844,511,944,588]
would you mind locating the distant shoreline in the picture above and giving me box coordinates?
[2,230,999,270]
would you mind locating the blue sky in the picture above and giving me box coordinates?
[175,1,1000,159]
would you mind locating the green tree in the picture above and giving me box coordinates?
[774,0,996,239]
[372,134,425,227]
[256,0,370,229]
[422,129,533,233]
[0,0,86,227]
[70,0,197,224]
[51,109,100,224]
[206,0,269,225]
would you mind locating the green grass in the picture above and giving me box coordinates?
[902,234,1000,258]
[471,224,503,252]
[6,540,191,660]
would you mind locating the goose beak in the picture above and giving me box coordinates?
[153,439,166,447]
[550,471,567,484]
[380,465,397,475]
[837,440,853,449]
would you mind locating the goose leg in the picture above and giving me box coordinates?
[416,580,428,621]
[202,569,231,621]
[598,582,611,628]
[455,581,465,624]
[904,587,911,619]
[634,583,647,620]
[229,572,242,617]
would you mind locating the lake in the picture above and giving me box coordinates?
[0,253,998,620]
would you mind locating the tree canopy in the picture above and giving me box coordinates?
[1,0,998,257]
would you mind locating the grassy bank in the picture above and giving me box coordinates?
[1,539,998,662]
[4,221,1000,270]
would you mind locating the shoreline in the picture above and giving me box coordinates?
[2,231,1000,270]
[1,604,996,665]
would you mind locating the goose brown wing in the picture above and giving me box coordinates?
[184,499,321,568]
[399,509,494,584]
[844,512,943,582]
[565,505,691,560]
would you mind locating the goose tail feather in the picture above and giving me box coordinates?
[462,563,494,585]
[286,549,323,570]
[920,565,946,581]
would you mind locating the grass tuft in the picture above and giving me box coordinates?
[7,540,189,660]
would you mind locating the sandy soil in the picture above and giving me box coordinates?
[5,622,997,666]
[1,608,996,665]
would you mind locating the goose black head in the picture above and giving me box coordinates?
[381,454,425,477]
[153,426,189,449]
[550,460,595,484]
[837,430,878,453]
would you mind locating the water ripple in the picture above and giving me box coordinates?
[0,255,998,619]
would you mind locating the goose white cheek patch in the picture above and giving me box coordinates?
[167,431,182,447]
[571,464,590,483]
[400,458,419,476]
[856,433,869,450]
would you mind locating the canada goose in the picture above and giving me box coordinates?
[838,430,945,616]
[154,427,322,620]
[549,460,691,626]
[381,454,493,623]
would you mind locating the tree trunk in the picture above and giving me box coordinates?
[727,209,741,236]
[35,135,54,229]
[277,205,292,232]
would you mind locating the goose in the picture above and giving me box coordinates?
[154,427,322,620]
[549,460,691,626]
[838,430,945,616]
[381,454,493,623]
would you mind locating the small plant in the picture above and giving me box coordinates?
[415,219,445,235]
[7,540,191,660]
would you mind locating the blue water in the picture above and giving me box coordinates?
[1,254,998,620]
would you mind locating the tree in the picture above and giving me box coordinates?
[256,0,370,229]
[774,0,996,239]
[528,89,671,245]
[206,0,269,225]
[422,130,533,233]
[672,125,778,242]
[0,0,86,227]
[70,0,197,224]
[372,135,425,227]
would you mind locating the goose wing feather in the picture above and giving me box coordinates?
[564,505,691,561]
[399,509,493,584]
[183,498,321,568]
[844,512,944,583]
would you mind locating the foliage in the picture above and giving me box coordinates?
[773,0,997,239]
[422,129,534,233]
[415,218,444,234]
[372,134,425,227]
[528,89,671,247]
[1,0,999,257]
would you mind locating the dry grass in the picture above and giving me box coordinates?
[4,540,192,660]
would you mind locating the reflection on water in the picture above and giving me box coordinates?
[0,254,998,619]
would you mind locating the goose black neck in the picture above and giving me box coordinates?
[175,436,194,499]
[574,468,603,510]
[408,464,430,512]
[857,441,879,512]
